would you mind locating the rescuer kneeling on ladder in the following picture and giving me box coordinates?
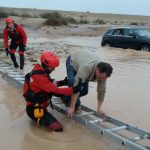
[23,51,81,132]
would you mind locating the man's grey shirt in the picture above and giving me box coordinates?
[70,50,106,101]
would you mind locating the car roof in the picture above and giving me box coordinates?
[111,27,143,30]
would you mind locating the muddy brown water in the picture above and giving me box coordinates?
[0,78,126,150]
[52,36,150,131]
[0,36,150,149]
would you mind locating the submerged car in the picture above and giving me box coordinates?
[101,27,150,51]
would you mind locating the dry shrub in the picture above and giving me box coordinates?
[43,12,68,26]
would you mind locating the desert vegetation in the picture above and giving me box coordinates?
[1,7,150,27]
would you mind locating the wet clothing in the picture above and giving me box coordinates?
[3,23,27,69]
[3,23,27,50]
[23,64,74,132]
[62,56,88,108]
[26,105,63,132]
[68,50,106,102]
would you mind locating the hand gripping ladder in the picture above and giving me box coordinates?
[0,61,150,150]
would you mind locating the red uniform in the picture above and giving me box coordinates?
[3,23,27,69]
[23,64,74,132]
[3,23,27,52]
[24,64,73,103]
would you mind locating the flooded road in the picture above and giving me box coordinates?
[0,36,150,149]
[99,47,150,131]
[0,78,125,150]
[52,36,150,131]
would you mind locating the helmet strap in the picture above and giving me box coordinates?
[41,63,50,74]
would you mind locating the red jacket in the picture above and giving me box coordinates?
[24,64,73,106]
[3,23,27,49]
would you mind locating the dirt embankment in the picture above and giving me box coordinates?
[0,7,150,38]
[0,7,150,66]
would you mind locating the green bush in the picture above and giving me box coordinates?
[93,19,106,24]
[79,19,88,24]
[43,12,68,26]
[41,12,51,19]
[41,11,60,19]
[130,22,139,25]
[44,17,68,26]
[67,17,78,24]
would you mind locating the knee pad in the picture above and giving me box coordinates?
[19,51,25,55]
[9,49,16,54]
[48,122,63,132]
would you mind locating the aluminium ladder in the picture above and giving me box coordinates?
[0,61,150,150]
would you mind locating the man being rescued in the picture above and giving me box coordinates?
[23,51,81,132]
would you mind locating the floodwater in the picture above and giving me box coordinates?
[0,78,125,150]
[0,36,150,149]
[52,36,150,131]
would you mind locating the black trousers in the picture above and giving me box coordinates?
[26,105,63,131]
[9,41,25,69]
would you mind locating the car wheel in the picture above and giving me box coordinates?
[140,44,150,51]
[104,41,111,47]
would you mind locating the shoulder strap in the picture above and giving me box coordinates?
[30,70,46,76]
[25,70,46,86]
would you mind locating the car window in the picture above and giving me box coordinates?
[125,29,135,36]
[129,29,135,36]
[112,29,124,35]
[135,29,150,36]
[105,29,113,35]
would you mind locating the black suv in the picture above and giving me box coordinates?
[101,27,150,51]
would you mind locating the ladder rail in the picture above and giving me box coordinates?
[53,102,149,150]
[81,105,150,138]
[2,72,24,89]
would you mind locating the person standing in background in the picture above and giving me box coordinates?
[3,17,27,70]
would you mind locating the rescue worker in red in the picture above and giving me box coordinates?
[3,17,27,70]
[23,51,81,132]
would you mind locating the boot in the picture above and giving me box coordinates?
[20,55,24,70]
[10,54,19,68]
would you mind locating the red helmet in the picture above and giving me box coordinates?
[40,51,59,68]
[5,17,14,24]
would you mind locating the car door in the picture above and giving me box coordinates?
[111,28,125,48]
[122,29,140,49]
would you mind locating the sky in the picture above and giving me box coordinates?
[0,0,150,16]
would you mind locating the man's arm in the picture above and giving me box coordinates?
[97,99,105,115]
[97,80,106,115]
[67,92,80,116]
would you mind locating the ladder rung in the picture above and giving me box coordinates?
[88,119,103,123]
[132,134,150,142]
[9,71,18,73]
[10,74,24,77]
[77,111,94,117]
[107,125,127,132]
[132,136,142,141]
[14,77,24,80]
[0,66,11,68]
